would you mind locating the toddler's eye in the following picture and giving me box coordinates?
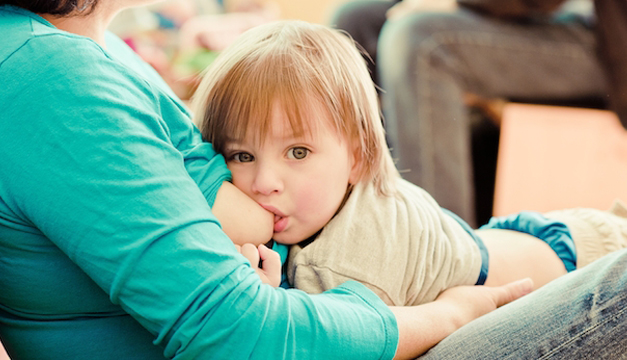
[288,147,309,160]
[231,152,254,163]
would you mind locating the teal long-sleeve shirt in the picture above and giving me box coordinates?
[0,6,398,359]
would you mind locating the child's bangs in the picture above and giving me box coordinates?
[223,52,336,147]
[268,47,353,143]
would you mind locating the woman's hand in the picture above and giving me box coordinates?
[236,243,282,287]
[435,277,534,327]
[391,278,534,359]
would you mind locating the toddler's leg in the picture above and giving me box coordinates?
[476,228,567,289]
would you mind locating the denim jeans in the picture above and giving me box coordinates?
[330,0,399,88]
[377,7,606,227]
[420,248,627,359]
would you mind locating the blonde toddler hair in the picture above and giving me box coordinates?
[191,20,399,195]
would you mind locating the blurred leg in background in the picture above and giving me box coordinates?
[378,7,604,226]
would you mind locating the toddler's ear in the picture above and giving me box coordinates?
[348,145,362,185]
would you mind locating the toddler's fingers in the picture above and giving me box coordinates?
[258,244,281,286]
[240,243,260,269]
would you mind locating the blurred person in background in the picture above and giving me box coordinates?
[109,0,280,99]
[332,0,626,227]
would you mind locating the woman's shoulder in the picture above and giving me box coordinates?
[1,7,97,61]
[0,13,146,89]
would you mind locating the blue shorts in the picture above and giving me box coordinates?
[480,212,577,272]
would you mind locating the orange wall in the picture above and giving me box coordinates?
[274,0,347,24]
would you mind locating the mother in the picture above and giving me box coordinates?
[0,1,625,359]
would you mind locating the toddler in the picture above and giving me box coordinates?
[192,20,627,305]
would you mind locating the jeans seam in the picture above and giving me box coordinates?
[537,302,627,359]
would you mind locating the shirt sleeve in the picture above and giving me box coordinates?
[0,34,398,359]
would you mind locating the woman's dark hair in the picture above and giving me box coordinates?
[0,0,98,15]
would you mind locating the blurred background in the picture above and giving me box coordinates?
[109,0,346,101]
[106,0,627,227]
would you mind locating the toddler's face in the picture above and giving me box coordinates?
[223,101,358,244]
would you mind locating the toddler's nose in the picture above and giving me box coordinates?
[251,163,284,196]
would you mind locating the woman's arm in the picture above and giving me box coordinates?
[392,278,533,359]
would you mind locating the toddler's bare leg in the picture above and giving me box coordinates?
[477,229,567,289]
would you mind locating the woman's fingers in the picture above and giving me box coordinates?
[495,278,534,307]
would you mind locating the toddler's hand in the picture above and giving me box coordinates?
[236,243,282,287]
